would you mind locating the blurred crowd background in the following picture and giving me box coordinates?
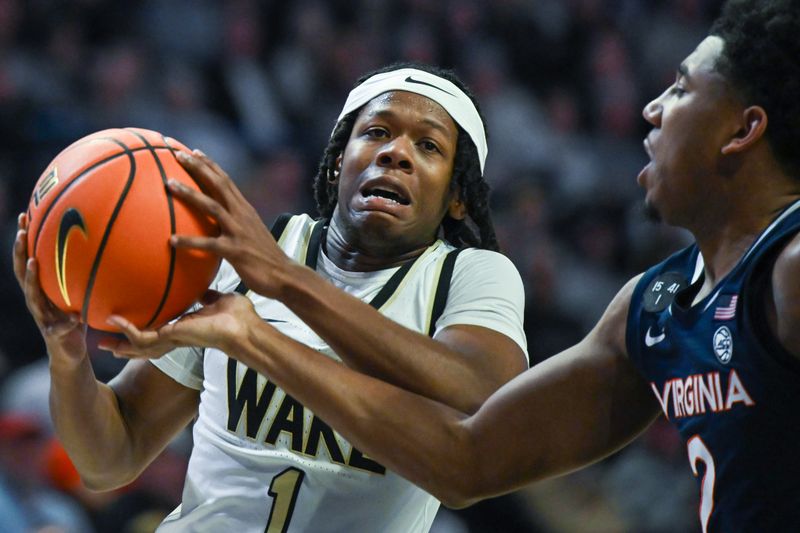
[0,0,726,531]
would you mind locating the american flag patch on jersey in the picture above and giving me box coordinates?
[713,294,738,320]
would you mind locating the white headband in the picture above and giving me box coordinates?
[336,68,488,174]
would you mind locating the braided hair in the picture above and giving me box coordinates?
[313,62,499,251]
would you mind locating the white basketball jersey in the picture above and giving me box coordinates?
[152,214,527,533]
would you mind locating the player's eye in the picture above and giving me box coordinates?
[419,140,441,153]
[365,127,389,139]
[669,85,686,97]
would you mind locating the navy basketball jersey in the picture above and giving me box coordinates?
[626,200,800,533]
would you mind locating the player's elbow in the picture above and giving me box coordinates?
[437,485,483,509]
[78,466,139,492]
[433,467,490,509]
[73,454,145,492]
[80,476,115,493]
[424,429,491,508]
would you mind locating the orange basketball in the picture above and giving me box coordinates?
[26,127,221,332]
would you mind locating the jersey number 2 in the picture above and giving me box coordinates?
[687,436,715,533]
[265,467,305,533]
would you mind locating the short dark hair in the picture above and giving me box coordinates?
[710,0,800,177]
[313,62,499,251]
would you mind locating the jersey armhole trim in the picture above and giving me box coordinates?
[427,248,464,337]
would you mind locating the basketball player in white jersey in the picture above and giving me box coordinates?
[14,63,528,532]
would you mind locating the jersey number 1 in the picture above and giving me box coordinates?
[265,467,305,533]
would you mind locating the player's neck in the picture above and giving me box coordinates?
[693,187,800,287]
[323,217,432,272]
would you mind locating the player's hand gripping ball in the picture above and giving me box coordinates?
[26,128,221,332]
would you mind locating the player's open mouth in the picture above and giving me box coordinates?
[362,188,410,205]
[643,137,654,159]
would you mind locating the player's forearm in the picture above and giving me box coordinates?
[48,350,140,490]
[274,263,507,412]
[227,319,487,504]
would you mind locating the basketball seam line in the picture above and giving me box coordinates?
[31,143,178,255]
[80,139,139,323]
[129,129,179,329]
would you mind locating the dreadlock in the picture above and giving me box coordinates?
[312,62,499,252]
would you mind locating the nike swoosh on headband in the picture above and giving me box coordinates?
[404,76,455,96]
[336,68,488,173]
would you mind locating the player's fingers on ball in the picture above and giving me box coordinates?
[12,231,29,285]
[23,258,41,295]
[178,152,228,200]
[23,261,50,319]
[97,336,124,352]
[167,179,233,224]
[192,149,240,197]
[110,350,135,359]
[13,226,27,253]
[166,178,207,207]
[97,338,149,359]
[192,149,228,178]
[109,319,163,349]
[175,151,212,188]
[106,315,145,341]
[18,212,28,230]
[192,149,230,181]
[106,345,151,359]
[170,234,221,253]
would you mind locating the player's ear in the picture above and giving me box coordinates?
[329,155,343,184]
[721,105,767,155]
[447,185,467,221]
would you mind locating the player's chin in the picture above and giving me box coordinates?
[642,198,662,223]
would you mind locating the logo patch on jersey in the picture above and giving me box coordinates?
[643,272,687,313]
[644,326,666,347]
[713,325,733,364]
[713,294,738,321]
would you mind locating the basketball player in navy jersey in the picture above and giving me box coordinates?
[83,1,800,532]
[13,64,529,532]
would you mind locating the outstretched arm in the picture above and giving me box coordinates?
[109,276,660,506]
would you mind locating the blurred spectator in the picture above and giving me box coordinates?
[0,414,95,532]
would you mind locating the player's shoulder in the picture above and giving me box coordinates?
[274,213,317,240]
[587,274,644,357]
[771,227,800,293]
[769,231,800,356]
[604,274,644,324]
[452,248,523,286]
[454,247,519,273]
[775,230,800,269]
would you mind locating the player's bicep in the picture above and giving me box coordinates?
[435,325,528,396]
[109,359,200,465]
[771,234,800,358]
